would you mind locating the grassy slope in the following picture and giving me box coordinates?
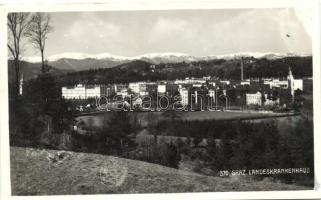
[10,147,311,195]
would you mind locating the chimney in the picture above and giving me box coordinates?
[241,57,244,81]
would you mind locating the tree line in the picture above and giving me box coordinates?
[149,117,314,185]
[54,56,312,87]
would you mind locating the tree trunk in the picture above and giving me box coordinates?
[41,50,45,74]
[14,58,20,97]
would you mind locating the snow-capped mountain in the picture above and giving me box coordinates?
[19,51,311,73]
[23,51,310,64]
[10,52,312,82]
[23,52,130,63]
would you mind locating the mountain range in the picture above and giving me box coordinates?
[8,52,312,82]
[23,51,309,65]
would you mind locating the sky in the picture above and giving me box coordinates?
[22,8,312,58]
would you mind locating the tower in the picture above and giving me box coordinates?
[19,73,23,96]
[287,67,295,101]
[241,57,244,81]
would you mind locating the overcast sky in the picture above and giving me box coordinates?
[23,8,312,58]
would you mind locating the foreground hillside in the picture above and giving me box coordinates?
[10,147,311,195]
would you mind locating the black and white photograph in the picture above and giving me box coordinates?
[1,0,321,199]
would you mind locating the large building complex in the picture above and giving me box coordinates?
[61,66,308,111]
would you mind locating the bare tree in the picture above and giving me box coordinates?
[26,13,53,74]
[7,13,30,96]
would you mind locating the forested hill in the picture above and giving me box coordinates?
[7,60,72,84]
[54,56,312,86]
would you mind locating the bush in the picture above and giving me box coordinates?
[130,140,181,169]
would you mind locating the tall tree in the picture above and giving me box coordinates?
[25,13,52,74]
[7,13,30,96]
[106,112,134,153]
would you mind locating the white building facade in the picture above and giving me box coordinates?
[62,84,101,99]
[129,82,147,94]
[246,92,262,106]
[157,84,166,94]
[293,79,303,92]
[287,67,303,100]
[179,88,189,106]
[263,78,288,89]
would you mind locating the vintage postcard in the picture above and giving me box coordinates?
[0,0,320,199]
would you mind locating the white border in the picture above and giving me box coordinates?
[0,0,320,199]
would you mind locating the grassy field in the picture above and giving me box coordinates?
[179,111,279,120]
[10,147,311,195]
[78,111,284,128]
